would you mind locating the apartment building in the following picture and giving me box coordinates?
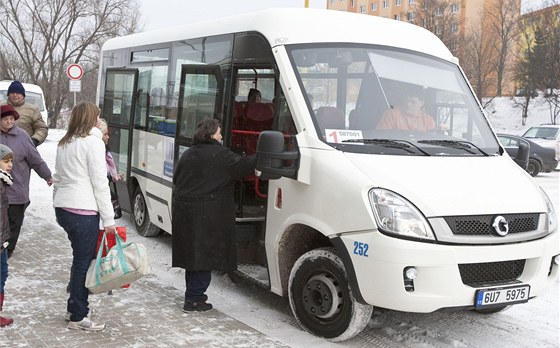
[327,0,521,97]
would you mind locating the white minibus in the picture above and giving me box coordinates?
[0,80,48,121]
[97,8,559,341]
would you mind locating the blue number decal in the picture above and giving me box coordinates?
[352,241,369,257]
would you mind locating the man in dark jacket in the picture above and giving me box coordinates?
[172,118,255,312]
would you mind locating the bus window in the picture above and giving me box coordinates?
[134,65,168,133]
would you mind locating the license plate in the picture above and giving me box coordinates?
[475,285,530,308]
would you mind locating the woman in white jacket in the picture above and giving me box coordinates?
[53,102,116,332]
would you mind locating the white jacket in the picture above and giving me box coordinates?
[53,127,115,227]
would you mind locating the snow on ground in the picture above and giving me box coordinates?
[23,97,559,347]
[484,96,557,135]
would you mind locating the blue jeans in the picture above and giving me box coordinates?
[55,208,99,322]
[184,270,211,302]
[0,249,7,293]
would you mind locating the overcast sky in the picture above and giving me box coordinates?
[139,0,548,31]
[139,0,326,31]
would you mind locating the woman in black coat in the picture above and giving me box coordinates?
[172,118,255,312]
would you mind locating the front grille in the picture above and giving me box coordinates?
[445,214,539,236]
[458,259,525,286]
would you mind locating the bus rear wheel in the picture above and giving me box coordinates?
[133,186,160,237]
[288,248,373,342]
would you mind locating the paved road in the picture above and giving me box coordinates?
[0,214,287,348]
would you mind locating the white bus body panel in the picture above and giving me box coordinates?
[102,9,453,63]
[131,129,173,232]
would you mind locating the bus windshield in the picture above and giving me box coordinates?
[289,45,500,156]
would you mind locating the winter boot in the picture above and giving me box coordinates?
[0,293,14,327]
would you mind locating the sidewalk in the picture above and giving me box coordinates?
[0,213,287,347]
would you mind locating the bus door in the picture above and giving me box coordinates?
[175,64,224,166]
[228,66,279,276]
[101,68,138,213]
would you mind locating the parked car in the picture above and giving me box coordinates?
[522,124,560,163]
[498,133,559,176]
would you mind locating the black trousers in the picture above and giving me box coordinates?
[7,202,30,255]
[184,270,211,302]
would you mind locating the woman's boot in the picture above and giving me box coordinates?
[0,293,14,327]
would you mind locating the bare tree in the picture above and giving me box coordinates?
[0,0,143,127]
[409,0,460,55]
[458,25,496,103]
[483,0,520,96]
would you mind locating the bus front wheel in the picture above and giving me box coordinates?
[133,186,161,237]
[288,248,373,341]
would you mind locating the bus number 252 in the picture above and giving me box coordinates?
[353,241,369,257]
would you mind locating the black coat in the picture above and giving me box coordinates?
[171,140,255,271]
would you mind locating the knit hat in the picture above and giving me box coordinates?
[0,144,12,160]
[7,81,25,97]
[0,104,20,120]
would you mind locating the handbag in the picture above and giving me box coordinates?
[111,180,122,219]
[85,231,149,294]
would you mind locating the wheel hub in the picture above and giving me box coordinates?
[134,195,145,226]
[302,274,342,319]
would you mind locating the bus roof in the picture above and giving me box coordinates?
[102,8,453,62]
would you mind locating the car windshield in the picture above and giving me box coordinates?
[288,45,500,156]
[523,127,559,140]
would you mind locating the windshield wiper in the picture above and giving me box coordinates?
[342,139,430,156]
[417,140,489,156]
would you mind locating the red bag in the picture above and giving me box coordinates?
[96,226,130,289]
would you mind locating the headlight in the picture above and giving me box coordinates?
[369,188,435,240]
[540,187,558,233]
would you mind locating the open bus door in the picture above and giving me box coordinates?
[101,68,138,213]
[175,64,224,164]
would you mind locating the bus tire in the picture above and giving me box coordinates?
[132,186,160,237]
[288,247,373,341]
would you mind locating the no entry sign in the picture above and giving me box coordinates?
[67,64,83,80]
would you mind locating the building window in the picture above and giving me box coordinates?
[435,7,442,16]
[372,3,378,11]
[394,14,401,20]
[396,0,402,5]
[351,0,355,7]
[436,25,442,35]
[359,5,367,13]
[407,12,414,21]
[451,23,458,32]
[408,0,415,3]
[383,0,389,8]
[451,3,459,13]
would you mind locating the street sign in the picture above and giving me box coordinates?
[69,80,81,92]
[67,64,83,80]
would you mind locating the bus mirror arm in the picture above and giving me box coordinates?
[256,131,299,180]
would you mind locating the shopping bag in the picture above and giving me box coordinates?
[85,231,150,294]
[96,227,130,288]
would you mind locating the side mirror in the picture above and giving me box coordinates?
[256,131,299,180]
[514,140,529,170]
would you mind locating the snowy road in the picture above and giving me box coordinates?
[29,131,559,347]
